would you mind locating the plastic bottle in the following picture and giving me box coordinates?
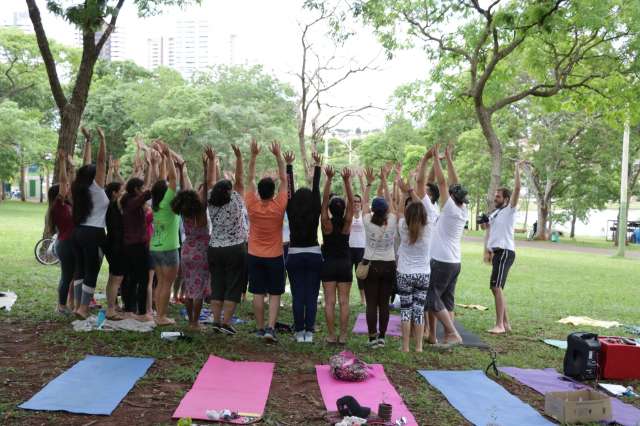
[97,309,106,329]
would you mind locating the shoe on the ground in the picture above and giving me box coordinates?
[211,322,223,333]
[366,336,379,347]
[376,337,386,348]
[304,331,314,343]
[255,328,265,338]
[295,331,305,343]
[219,323,237,335]
[264,327,278,343]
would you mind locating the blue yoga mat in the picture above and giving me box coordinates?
[419,370,552,426]
[19,355,154,415]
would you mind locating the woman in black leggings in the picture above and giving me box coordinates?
[46,151,75,314]
[71,128,109,319]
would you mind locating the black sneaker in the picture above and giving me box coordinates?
[255,328,265,338]
[264,327,278,343]
[219,323,237,335]
[211,322,223,333]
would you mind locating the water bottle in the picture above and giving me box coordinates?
[97,309,106,329]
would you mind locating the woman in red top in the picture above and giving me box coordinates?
[46,151,75,314]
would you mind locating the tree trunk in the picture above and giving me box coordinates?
[53,104,83,182]
[0,181,5,201]
[570,210,577,239]
[536,201,550,240]
[20,164,26,202]
[475,105,502,210]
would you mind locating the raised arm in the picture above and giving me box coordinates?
[113,159,124,183]
[432,145,449,206]
[81,127,92,166]
[311,151,322,196]
[144,150,159,190]
[416,149,433,200]
[269,141,286,194]
[95,128,107,187]
[379,166,391,204]
[247,139,260,194]
[284,150,295,200]
[445,144,459,186]
[106,155,114,183]
[342,168,354,234]
[180,161,192,190]
[511,161,522,208]
[161,143,177,191]
[321,165,334,234]
[230,145,243,195]
[362,167,375,215]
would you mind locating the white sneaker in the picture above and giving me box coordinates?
[295,331,305,343]
[304,331,314,343]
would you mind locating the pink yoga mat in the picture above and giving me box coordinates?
[316,364,417,426]
[172,355,274,422]
[353,313,402,336]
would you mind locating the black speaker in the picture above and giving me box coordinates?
[563,332,600,380]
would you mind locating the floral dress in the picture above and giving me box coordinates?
[181,218,211,299]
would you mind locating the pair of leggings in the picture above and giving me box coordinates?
[286,252,323,332]
[396,272,429,324]
[72,226,106,306]
[363,260,396,337]
[122,243,149,315]
[56,238,75,306]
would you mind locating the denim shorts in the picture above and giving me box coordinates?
[150,249,179,267]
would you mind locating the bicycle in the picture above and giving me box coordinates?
[34,233,60,265]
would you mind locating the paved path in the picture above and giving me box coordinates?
[463,236,640,258]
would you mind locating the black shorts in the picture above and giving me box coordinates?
[490,248,515,289]
[321,255,353,283]
[104,244,126,276]
[426,259,461,312]
[208,243,247,303]
[248,254,285,295]
[350,248,365,289]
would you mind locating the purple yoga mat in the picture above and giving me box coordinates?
[353,313,402,336]
[499,367,640,426]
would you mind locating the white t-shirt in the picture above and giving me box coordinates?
[81,181,109,228]
[396,218,430,275]
[282,212,290,244]
[421,195,440,263]
[349,214,366,248]
[430,198,468,263]
[363,213,397,261]
[487,205,517,252]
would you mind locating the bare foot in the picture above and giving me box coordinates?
[74,307,89,319]
[402,347,410,353]
[488,326,506,334]
[425,335,438,345]
[416,347,423,353]
[505,324,512,333]
[444,333,463,345]
[137,314,154,322]
[338,334,348,345]
[325,336,337,344]
[155,316,176,326]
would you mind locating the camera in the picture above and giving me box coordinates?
[477,213,490,225]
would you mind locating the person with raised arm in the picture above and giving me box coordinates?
[207,144,248,335]
[395,175,430,352]
[285,151,323,343]
[149,141,180,325]
[361,166,397,349]
[171,150,211,330]
[70,127,109,319]
[46,150,76,314]
[320,166,355,345]
[425,144,468,346]
[244,140,288,343]
[349,171,367,305]
[483,161,522,334]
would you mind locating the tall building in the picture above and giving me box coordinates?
[171,18,211,78]
[0,11,32,33]
[147,36,163,68]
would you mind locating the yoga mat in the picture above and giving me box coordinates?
[315,364,417,426]
[499,367,640,426]
[542,339,567,350]
[352,313,489,348]
[420,370,552,426]
[19,355,154,415]
[173,355,274,422]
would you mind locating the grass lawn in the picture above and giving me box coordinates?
[1,200,639,425]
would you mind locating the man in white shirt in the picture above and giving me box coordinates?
[424,145,467,346]
[482,161,522,334]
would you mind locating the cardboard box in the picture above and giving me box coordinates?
[544,389,612,424]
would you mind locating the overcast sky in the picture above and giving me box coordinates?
[2,0,432,130]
